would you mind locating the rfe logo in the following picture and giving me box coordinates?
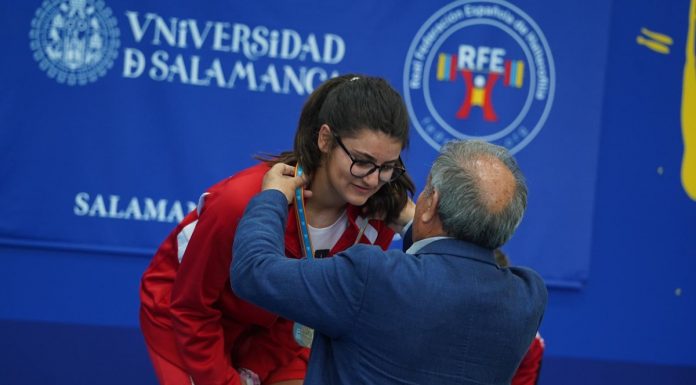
[403,0,555,154]
[437,44,524,122]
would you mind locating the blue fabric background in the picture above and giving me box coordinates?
[0,0,615,288]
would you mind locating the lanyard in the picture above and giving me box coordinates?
[295,163,369,253]
[294,164,314,259]
[293,164,315,348]
[291,164,371,348]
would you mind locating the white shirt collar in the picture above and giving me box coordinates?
[405,236,452,254]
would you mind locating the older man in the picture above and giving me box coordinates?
[231,140,547,384]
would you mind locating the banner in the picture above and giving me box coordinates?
[0,0,614,287]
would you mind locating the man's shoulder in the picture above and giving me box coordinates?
[507,266,549,312]
[509,266,547,291]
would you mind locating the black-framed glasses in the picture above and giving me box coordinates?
[331,132,406,183]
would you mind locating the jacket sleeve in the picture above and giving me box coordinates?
[169,191,245,385]
[232,190,372,338]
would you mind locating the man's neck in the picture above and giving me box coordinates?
[412,223,447,243]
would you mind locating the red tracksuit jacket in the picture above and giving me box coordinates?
[140,163,395,385]
[512,333,545,385]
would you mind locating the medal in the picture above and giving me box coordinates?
[293,322,315,348]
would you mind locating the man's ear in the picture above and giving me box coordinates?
[420,189,439,223]
[317,124,332,153]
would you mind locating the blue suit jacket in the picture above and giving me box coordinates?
[232,190,547,385]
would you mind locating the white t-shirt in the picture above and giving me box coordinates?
[308,210,348,256]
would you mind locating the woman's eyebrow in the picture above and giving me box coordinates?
[353,150,400,164]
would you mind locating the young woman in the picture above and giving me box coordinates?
[139,74,414,385]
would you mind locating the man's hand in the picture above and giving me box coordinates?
[262,163,311,204]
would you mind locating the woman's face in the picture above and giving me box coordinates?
[319,125,403,207]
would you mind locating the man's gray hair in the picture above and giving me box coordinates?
[428,140,527,249]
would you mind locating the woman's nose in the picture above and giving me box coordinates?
[362,169,381,187]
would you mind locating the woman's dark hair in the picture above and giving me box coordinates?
[260,73,415,223]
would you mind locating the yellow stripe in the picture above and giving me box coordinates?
[515,61,525,87]
[437,54,447,80]
[681,0,696,200]
[641,27,673,45]
[472,88,485,106]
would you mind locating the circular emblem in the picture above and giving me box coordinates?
[29,0,120,86]
[403,0,555,154]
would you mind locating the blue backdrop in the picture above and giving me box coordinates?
[1,0,612,288]
[1,0,695,384]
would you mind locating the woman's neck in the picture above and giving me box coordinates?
[305,166,347,228]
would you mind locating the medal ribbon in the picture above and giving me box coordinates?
[292,164,315,347]
[294,165,313,260]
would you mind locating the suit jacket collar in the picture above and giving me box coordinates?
[415,238,497,266]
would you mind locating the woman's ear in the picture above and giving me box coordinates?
[317,124,332,154]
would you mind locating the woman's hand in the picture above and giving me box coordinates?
[389,197,415,234]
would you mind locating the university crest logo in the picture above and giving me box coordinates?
[403,0,555,153]
[29,0,120,85]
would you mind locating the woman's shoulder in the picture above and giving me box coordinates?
[204,163,270,213]
[345,205,395,249]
